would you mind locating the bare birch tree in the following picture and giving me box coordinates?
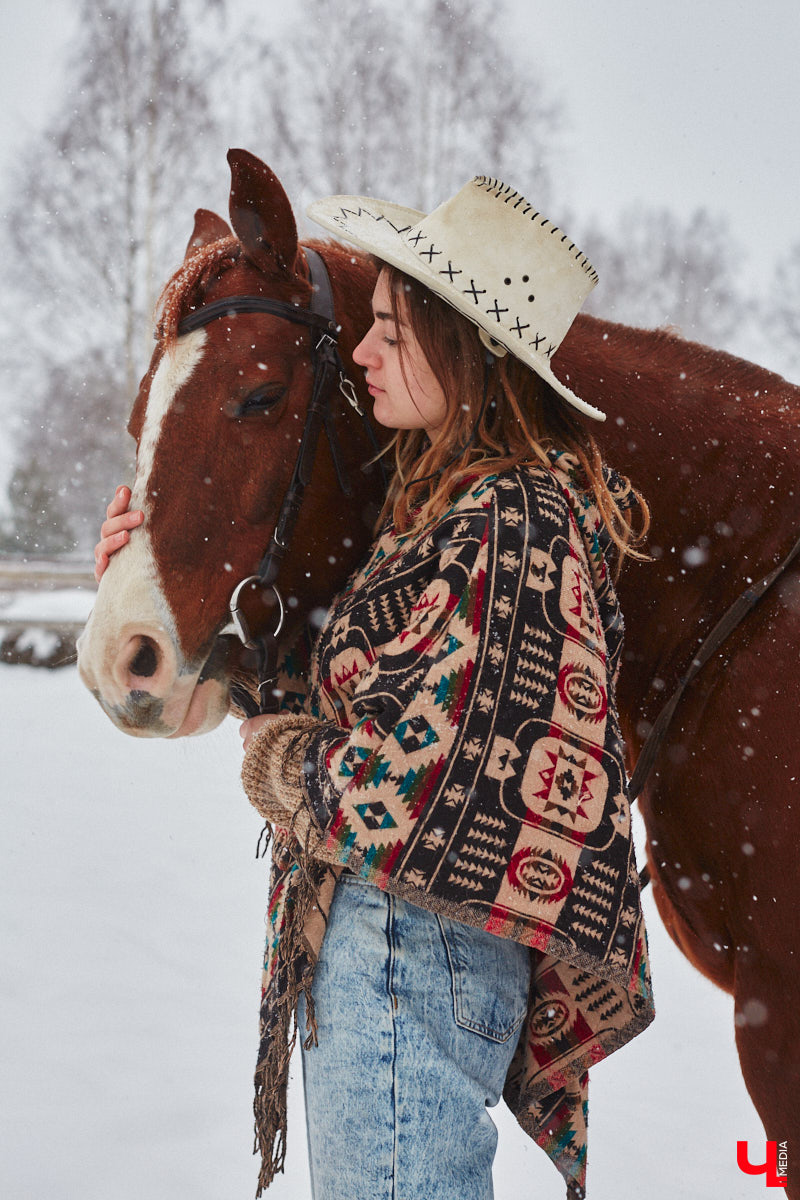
[5,0,219,397]
[243,0,563,216]
[765,242,800,381]
[1,0,222,551]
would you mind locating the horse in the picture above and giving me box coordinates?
[78,150,381,738]
[559,321,800,1180]
[77,149,799,1190]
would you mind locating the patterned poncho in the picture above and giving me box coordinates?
[242,453,654,1199]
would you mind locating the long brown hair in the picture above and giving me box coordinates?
[375,262,649,566]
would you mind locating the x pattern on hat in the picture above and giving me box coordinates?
[313,174,606,420]
[328,176,597,367]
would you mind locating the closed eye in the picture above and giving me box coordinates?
[232,385,286,416]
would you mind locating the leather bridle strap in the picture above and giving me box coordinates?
[177,294,336,337]
[177,248,380,718]
[255,253,354,589]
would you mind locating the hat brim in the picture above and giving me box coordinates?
[307,194,606,422]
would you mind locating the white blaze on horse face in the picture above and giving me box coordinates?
[78,331,225,737]
[131,329,208,517]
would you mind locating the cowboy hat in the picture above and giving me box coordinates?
[307,175,604,421]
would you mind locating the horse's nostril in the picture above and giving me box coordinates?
[129,637,159,678]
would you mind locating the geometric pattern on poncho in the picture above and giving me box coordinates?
[260,456,654,1199]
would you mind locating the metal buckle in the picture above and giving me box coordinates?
[219,576,285,648]
[339,372,364,415]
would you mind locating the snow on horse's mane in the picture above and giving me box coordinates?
[156,235,241,348]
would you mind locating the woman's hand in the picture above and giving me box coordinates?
[240,713,280,754]
[94,485,144,582]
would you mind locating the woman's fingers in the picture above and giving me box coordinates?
[240,714,276,753]
[105,484,131,521]
[94,486,143,582]
[104,484,141,524]
[93,527,135,582]
[99,509,143,541]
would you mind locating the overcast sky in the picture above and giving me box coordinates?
[507,0,798,294]
[2,0,797,289]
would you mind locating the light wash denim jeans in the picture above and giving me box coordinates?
[297,873,531,1200]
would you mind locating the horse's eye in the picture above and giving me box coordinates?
[233,385,286,416]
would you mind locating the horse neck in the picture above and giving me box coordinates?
[569,314,800,549]
[562,315,800,704]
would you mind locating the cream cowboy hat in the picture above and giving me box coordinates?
[307,175,604,421]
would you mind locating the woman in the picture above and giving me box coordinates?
[96,177,654,1200]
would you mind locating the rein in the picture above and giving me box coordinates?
[177,247,383,718]
[630,527,800,887]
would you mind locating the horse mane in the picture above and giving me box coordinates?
[153,234,375,358]
[303,237,374,288]
[156,236,242,348]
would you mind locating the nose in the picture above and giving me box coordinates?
[352,326,378,369]
[112,627,178,698]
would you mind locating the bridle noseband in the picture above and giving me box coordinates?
[175,247,383,717]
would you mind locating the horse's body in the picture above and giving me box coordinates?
[78,150,799,1187]
[560,323,800,1167]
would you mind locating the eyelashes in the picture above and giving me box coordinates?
[231,385,286,416]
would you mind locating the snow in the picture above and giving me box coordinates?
[0,587,94,624]
[1,665,767,1200]
[9,626,62,659]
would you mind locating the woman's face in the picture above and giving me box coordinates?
[352,269,448,438]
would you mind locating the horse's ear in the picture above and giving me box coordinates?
[185,209,232,259]
[227,148,300,277]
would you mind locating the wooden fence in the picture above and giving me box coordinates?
[0,557,96,592]
[0,556,96,667]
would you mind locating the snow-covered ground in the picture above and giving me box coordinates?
[0,586,94,624]
[2,665,768,1200]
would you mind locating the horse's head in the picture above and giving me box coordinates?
[78,150,379,737]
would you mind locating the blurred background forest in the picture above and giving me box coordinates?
[0,0,797,557]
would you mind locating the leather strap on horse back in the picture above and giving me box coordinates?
[631,527,800,888]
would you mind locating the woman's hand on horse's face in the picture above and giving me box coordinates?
[94,485,144,582]
[240,714,281,754]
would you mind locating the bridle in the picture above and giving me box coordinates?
[629,525,800,887]
[176,247,384,718]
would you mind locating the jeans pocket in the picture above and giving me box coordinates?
[437,915,530,1043]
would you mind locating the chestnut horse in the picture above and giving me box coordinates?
[78,150,380,737]
[562,324,800,1184]
[78,149,799,1186]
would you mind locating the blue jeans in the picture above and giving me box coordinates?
[297,873,531,1200]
